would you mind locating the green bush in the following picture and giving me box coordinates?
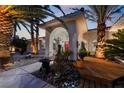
[63,50,72,57]
[79,42,90,60]
[62,49,73,61]
[79,49,87,56]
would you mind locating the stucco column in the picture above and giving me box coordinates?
[68,22,78,61]
[45,30,50,58]
[75,11,88,51]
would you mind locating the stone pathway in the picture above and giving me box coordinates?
[0,62,55,88]
[9,58,40,69]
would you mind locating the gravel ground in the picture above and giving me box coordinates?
[31,63,82,88]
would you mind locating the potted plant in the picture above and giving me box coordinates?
[78,42,89,60]
[74,42,90,68]
[63,49,72,61]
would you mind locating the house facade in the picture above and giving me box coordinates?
[38,10,124,60]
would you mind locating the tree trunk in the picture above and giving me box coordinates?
[95,22,106,59]
[13,24,16,38]
[35,21,39,55]
[0,14,13,66]
[35,29,39,54]
[30,20,36,54]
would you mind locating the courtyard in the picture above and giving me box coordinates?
[0,5,124,88]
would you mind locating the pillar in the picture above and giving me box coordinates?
[45,30,51,58]
[67,22,78,61]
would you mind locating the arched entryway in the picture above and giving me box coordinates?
[40,11,88,60]
[49,27,69,58]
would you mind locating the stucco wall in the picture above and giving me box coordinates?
[83,30,111,55]
[75,12,88,42]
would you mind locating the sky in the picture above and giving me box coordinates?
[16,5,124,39]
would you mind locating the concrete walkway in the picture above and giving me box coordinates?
[0,62,55,88]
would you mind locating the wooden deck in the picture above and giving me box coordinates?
[79,79,109,88]
[74,58,124,88]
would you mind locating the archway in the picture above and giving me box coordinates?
[49,27,69,58]
[40,11,88,60]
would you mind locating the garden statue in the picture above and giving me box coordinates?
[54,44,64,74]
[53,37,61,58]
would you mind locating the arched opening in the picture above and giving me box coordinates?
[49,27,69,58]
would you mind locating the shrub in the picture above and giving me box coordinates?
[63,50,72,57]
[62,49,72,61]
[105,29,124,60]
[79,42,90,60]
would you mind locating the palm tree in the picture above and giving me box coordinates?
[73,6,123,58]
[0,5,65,64]
[29,18,40,55]
[34,19,39,54]
[13,19,30,38]
[29,5,65,55]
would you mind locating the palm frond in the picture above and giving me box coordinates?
[18,21,31,33]
[3,5,14,12]
[38,18,46,24]
[109,6,124,16]
[15,22,21,31]
[84,9,97,22]
[84,5,123,23]
[88,6,99,17]
[52,5,65,15]
[2,5,67,30]
[13,18,31,34]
